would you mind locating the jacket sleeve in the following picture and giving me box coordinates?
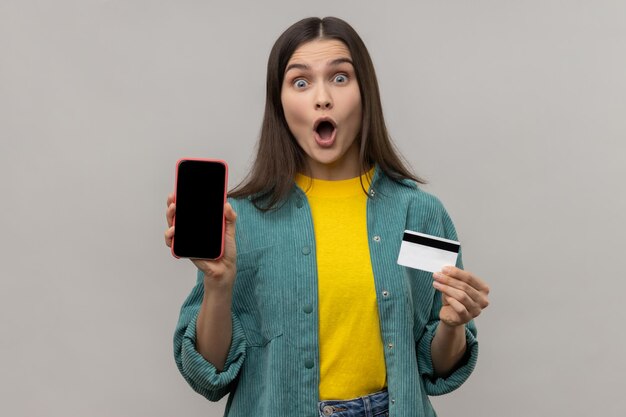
[415,202,479,396]
[416,295,479,395]
[173,269,247,401]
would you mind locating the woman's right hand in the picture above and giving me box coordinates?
[165,193,238,292]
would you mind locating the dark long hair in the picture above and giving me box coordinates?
[229,16,425,210]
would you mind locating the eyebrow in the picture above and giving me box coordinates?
[285,57,354,74]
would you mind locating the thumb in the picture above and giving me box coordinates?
[224,202,237,232]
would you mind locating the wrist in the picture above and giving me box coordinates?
[203,281,233,292]
[202,267,236,290]
[439,320,465,331]
[436,320,466,342]
[203,280,234,303]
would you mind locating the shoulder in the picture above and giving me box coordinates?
[227,194,273,231]
[227,192,301,254]
[375,170,447,214]
[375,170,455,238]
[228,193,294,221]
[227,195,255,215]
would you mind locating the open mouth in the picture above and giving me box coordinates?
[313,119,337,147]
[316,121,335,139]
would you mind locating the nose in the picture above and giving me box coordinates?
[316,100,332,110]
[315,85,333,110]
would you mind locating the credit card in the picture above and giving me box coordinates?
[397,230,460,273]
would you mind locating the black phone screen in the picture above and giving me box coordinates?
[173,160,227,259]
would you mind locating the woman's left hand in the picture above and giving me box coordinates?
[433,266,490,327]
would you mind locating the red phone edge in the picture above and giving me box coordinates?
[171,157,229,260]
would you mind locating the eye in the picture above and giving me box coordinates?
[293,79,308,89]
[333,74,348,84]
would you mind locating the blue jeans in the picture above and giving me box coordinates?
[318,389,389,417]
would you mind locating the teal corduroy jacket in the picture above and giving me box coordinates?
[174,166,478,417]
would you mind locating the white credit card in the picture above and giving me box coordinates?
[397,230,460,273]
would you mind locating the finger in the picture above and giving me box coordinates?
[164,226,175,247]
[441,266,490,294]
[434,272,484,305]
[445,296,474,322]
[167,193,175,207]
[433,280,482,317]
[223,203,237,240]
[224,202,237,223]
[166,203,176,227]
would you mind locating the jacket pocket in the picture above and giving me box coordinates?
[232,245,284,347]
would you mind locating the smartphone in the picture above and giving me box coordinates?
[172,158,228,260]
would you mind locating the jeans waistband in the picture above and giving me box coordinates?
[318,389,389,417]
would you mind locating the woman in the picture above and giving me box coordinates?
[165,16,489,417]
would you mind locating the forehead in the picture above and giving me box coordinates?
[287,39,352,65]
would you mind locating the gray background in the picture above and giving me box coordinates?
[1,0,625,416]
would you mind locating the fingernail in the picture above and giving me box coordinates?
[442,266,454,274]
[433,272,442,280]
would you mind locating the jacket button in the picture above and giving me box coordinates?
[303,304,313,314]
[382,290,389,297]
[302,246,311,255]
[304,359,314,369]
[373,235,381,242]
[369,188,376,197]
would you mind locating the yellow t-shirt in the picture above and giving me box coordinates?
[295,169,387,400]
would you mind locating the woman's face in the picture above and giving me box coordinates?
[281,39,362,180]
